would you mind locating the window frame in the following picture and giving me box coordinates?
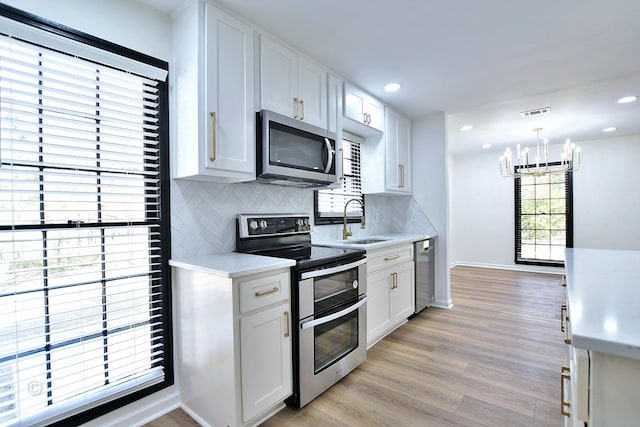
[514,162,573,267]
[0,4,172,426]
[314,133,365,225]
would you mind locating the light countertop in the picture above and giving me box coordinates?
[314,232,436,250]
[169,252,295,278]
[565,248,640,360]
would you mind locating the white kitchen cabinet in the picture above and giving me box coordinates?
[384,108,412,193]
[362,107,412,195]
[365,244,415,347]
[343,83,385,132]
[259,35,327,129]
[174,265,292,427]
[172,1,255,182]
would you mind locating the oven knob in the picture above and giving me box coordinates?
[352,279,358,289]
[259,220,268,229]
[249,220,258,231]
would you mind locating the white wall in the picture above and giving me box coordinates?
[573,135,640,250]
[412,113,452,308]
[450,134,640,272]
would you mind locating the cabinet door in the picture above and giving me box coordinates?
[366,97,385,131]
[392,261,415,323]
[397,113,412,192]
[297,56,327,128]
[385,108,412,193]
[385,108,400,190]
[240,302,292,422]
[260,36,298,118]
[366,268,393,347]
[344,84,366,124]
[204,4,255,175]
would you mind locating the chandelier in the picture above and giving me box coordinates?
[499,128,581,178]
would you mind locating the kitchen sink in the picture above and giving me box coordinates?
[348,238,389,245]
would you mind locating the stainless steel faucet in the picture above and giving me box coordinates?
[342,198,365,240]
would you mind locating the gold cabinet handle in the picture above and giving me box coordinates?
[299,99,304,120]
[560,304,567,332]
[398,164,405,188]
[255,287,279,297]
[560,366,571,417]
[210,112,217,161]
[394,272,398,289]
[561,275,567,287]
[293,97,299,118]
[384,254,400,261]
[284,311,290,338]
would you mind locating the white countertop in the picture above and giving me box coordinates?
[314,232,436,250]
[565,248,640,360]
[169,252,295,278]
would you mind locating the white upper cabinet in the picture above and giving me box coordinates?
[172,1,255,182]
[362,107,412,195]
[260,35,328,129]
[384,107,412,193]
[343,83,385,132]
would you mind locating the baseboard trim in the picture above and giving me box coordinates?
[431,299,453,309]
[450,261,563,276]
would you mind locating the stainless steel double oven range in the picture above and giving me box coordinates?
[236,213,367,407]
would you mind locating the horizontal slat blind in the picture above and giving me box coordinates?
[317,136,363,218]
[0,29,166,426]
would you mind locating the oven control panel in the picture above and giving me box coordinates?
[237,214,311,238]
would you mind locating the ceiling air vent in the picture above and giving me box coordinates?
[520,107,550,117]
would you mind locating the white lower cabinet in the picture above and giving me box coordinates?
[174,266,292,427]
[366,244,415,347]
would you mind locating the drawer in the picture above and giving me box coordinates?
[367,244,414,271]
[238,270,290,314]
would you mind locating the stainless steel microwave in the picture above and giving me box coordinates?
[256,109,337,187]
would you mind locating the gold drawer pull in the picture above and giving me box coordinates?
[209,112,217,161]
[255,287,279,297]
[384,255,400,261]
[560,366,571,417]
[561,275,567,287]
[560,304,567,332]
[284,311,290,338]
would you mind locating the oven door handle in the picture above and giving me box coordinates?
[300,258,366,280]
[300,296,367,330]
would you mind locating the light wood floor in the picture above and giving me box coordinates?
[145,266,566,427]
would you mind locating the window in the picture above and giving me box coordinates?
[515,164,573,266]
[0,7,171,427]
[315,134,364,225]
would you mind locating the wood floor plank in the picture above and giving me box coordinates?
[149,266,566,427]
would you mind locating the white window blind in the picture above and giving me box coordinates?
[0,29,167,427]
[316,135,363,219]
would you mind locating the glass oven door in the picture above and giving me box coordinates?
[298,258,366,320]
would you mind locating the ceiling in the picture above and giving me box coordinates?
[142,0,640,155]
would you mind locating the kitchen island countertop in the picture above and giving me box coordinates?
[565,248,640,360]
[169,252,295,278]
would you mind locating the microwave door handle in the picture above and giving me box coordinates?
[324,137,334,173]
[300,296,367,330]
[300,258,366,280]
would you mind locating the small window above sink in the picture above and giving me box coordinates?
[348,238,388,244]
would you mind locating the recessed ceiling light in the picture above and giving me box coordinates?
[384,82,401,92]
[617,96,637,104]
[603,127,617,132]
[482,144,492,149]
[460,125,473,131]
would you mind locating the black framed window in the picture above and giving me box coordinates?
[0,5,171,426]
[515,163,573,267]
[315,133,364,225]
